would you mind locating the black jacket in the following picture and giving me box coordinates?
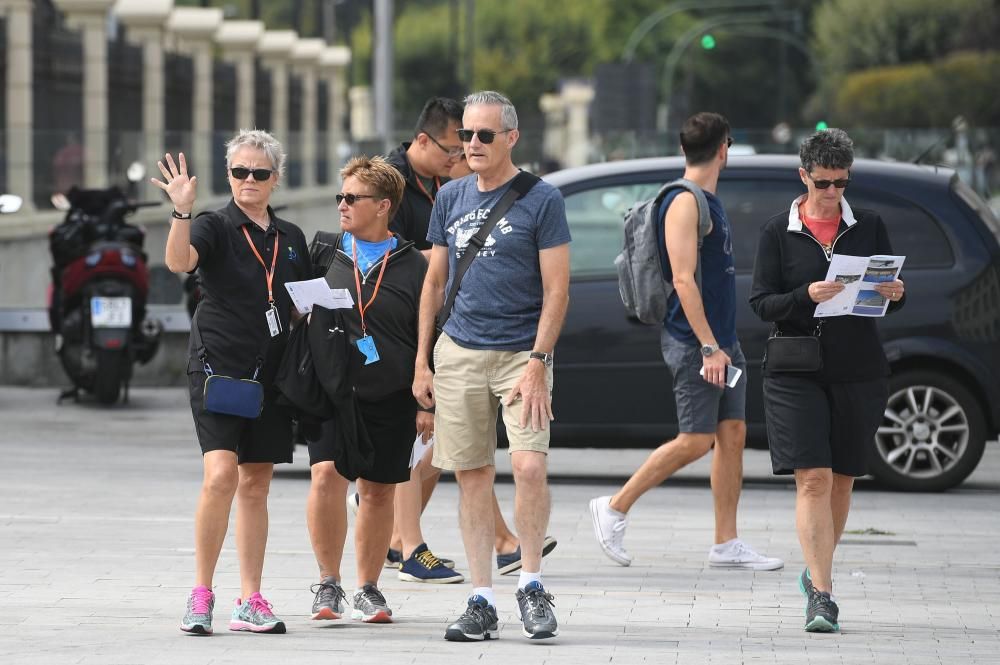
[387,143,440,250]
[749,198,905,382]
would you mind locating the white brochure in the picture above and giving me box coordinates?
[410,434,434,469]
[284,278,355,314]
[814,254,905,318]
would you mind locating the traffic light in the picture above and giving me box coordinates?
[701,34,716,50]
[815,120,829,131]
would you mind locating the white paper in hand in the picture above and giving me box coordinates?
[409,434,434,469]
[284,278,355,313]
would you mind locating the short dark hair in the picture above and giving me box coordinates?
[799,128,854,173]
[413,97,463,139]
[679,112,730,166]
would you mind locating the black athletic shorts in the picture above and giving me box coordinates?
[187,371,294,464]
[307,388,416,484]
[763,375,888,477]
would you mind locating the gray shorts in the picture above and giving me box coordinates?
[661,331,747,434]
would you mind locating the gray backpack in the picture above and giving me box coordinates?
[614,178,712,324]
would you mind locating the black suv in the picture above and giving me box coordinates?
[543,155,1000,491]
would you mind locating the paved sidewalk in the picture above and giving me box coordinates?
[1,386,998,665]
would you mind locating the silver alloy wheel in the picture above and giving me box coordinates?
[875,384,970,480]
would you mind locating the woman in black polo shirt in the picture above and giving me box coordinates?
[156,130,310,636]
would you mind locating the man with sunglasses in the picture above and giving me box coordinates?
[414,90,570,642]
[590,112,784,574]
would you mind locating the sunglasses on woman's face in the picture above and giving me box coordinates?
[230,167,274,181]
[808,172,851,189]
[456,128,512,144]
[336,193,377,206]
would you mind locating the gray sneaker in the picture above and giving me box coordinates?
[310,576,347,620]
[444,595,499,642]
[228,592,286,633]
[180,585,215,635]
[351,584,393,623]
[515,581,558,640]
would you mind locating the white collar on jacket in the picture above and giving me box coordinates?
[786,194,858,232]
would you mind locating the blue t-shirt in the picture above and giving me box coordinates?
[427,174,572,350]
[655,188,737,348]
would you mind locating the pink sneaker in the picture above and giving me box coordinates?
[180,585,215,635]
[228,592,286,633]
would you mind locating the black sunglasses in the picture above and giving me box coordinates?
[230,167,274,181]
[457,128,512,144]
[426,133,464,157]
[336,193,377,206]
[726,137,734,148]
[808,172,851,189]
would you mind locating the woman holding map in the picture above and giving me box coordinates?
[748,128,906,634]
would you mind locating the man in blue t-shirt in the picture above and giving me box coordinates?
[589,112,783,573]
[413,91,570,643]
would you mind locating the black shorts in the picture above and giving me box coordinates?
[187,371,294,464]
[307,388,416,484]
[763,375,888,477]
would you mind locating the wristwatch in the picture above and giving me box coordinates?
[529,351,554,367]
[700,343,719,357]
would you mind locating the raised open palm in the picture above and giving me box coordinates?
[151,152,197,210]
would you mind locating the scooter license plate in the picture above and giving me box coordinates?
[90,297,132,328]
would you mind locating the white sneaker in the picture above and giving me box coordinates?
[708,539,784,571]
[589,496,632,566]
[346,491,360,517]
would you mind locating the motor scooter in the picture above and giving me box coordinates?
[48,164,163,404]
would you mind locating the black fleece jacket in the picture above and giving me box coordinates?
[387,143,439,250]
[320,236,427,402]
[749,201,905,382]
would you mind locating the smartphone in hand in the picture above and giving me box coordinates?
[699,364,743,388]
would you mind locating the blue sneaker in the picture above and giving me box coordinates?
[497,535,558,575]
[398,543,464,584]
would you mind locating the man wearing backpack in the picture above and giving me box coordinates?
[589,112,783,572]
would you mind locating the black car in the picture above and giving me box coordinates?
[543,155,1000,491]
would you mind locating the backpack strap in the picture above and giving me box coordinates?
[660,178,712,292]
[309,230,343,279]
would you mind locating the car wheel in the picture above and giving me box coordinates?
[870,369,987,491]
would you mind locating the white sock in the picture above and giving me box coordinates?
[472,587,495,608]
[712,538,739,552]
[518,571,542,589]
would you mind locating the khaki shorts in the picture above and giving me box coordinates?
[432,332,553,471]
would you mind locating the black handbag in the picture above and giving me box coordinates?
[764,321,824,373]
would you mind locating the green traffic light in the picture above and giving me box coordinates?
[701,34,716,50]
[815,121,829,131]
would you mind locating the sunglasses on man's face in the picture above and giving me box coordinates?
[457,128,512,144]
[808,172,851,190]
[336,193,377,206]
[230,167,274,181]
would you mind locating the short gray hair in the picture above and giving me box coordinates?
[463,90,518,130]
[799,128,854,173]
[225,129,286,179]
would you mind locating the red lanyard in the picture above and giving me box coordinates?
[351,238,391,336]
[241,225,279,304]
[414,175,441,204]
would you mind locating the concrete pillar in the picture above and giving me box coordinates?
[319,46,351,175]
[256,30,297,142]
[561,81,595,168]
[167,6,223,190]
[0,0,34,210]
[53,0,117,188]
[113,0,173,199]
[291,38,324,189]
[539,92,566,168]
[349,86,375,142]
[215,20,264,132]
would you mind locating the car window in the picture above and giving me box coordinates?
[563,182,662,276]
[718,179,804,271]
[848,190,954,267]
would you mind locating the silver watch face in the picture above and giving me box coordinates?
[701,345,716,357]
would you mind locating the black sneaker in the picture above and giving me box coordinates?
[798,568,815,598]
[444,595,499,642]
[351,584,392,623]
[497,535,558,575]
[514,581,558,640]
[310,576,347,620]
[805,588,840,633]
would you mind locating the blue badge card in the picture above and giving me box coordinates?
[355,335,381,365]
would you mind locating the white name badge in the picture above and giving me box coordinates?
[265,307,281,337]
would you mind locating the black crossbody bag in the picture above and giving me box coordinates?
[764,320,824,373]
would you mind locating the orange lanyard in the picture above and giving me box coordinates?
[414,175,441,204]
[241,225,279,304]
[351,239,391,336]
